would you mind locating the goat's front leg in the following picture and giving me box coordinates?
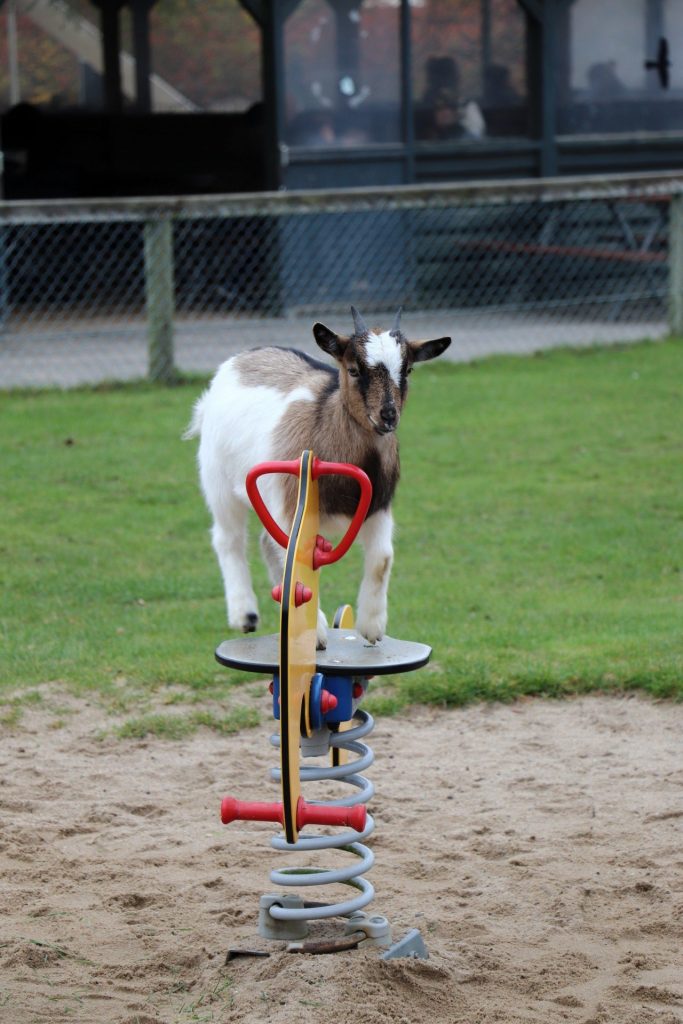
[261,526,328,649]
[355,509,394,645]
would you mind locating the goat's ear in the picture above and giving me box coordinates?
[408,337,451,364]
[313,322,349,361]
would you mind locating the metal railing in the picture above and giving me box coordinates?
[1,170,682,389]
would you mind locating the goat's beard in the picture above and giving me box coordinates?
[368,416,398,436]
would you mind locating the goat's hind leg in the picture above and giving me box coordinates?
[211,501,259,633]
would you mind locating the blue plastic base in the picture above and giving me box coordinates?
[271,672,367,726]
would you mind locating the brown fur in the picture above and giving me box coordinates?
[339,342,403,434]
[373,555,392,586]
[274,389,400,521]
[234,349,327,393]
[231,345,401,522]
[232,318,451,528]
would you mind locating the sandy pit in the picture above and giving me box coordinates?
[1,691,682,1024]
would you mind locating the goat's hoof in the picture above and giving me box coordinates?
[241,612,259,633]
[355,613,386,646]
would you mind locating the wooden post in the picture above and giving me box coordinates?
[131,0,157,112]
[261,1,286,190]
[669,192,683,336]
[92,0,126,113]
[144,215,175,383]
[400,0,414,183]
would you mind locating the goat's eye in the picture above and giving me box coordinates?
[348,366,360,378]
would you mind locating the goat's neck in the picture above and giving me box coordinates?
[324,387,397,463]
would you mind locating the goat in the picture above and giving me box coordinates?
[184,307,451,647]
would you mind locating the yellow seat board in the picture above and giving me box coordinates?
[278,451,320,845]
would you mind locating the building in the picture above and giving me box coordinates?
[1,0,682,199]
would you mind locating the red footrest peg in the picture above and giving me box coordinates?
[320,689,338,714]
[294,582,313,607]
[296,798,366,833]
[221,797,283,826]
[271,582,312,607]
[220,796,366,833]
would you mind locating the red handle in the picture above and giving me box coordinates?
[244,455,372,566]
[311,459,372,568]
[221,795,366,833]
[245,460,301,550]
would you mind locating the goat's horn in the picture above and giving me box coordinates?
[391,306,403,335]
[351,306,369,336]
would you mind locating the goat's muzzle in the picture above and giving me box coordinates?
[379,403,398,433]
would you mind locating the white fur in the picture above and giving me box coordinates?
[186,354,395,648]
[364,330,403,386]
[188,360,321,637]
[355,510,394,644]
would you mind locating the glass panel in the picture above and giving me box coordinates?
[1,1,82,113]
[285,0,401,147]
[149,1,261,113]
[1,0,263,199]
[560,0,683,134]
[0,0,262,115]
[413,0,529,142]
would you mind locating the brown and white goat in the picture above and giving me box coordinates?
[184,308,451,647]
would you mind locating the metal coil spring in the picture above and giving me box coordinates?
[267,708,376,922]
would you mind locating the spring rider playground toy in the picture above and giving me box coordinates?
[216,451,431,958]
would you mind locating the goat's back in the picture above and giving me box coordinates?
[190,347,330,439]
[188,348,332,510]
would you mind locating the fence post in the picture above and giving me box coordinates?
[144,214,176,382]
[668,192,683,337]
[0,227,8,331]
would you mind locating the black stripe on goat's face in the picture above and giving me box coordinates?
[339,333,405,436]
[312,313,452,436]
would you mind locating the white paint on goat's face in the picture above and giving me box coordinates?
[363,330,404,387]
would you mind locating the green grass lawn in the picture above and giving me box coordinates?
[1,338,682,729]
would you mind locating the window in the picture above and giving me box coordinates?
[284,0,401,147]
[559,0,683,135]
[0,1,262,115]
[412,0,529,143]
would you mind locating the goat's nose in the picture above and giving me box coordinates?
[381,404,397,428]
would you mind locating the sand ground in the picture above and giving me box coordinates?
[1,691,682,1024]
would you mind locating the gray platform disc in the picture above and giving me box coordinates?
[215,629,431,676]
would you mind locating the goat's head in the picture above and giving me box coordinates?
[312,306,451,435]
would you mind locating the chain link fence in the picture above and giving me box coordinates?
[1,171,681,389]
